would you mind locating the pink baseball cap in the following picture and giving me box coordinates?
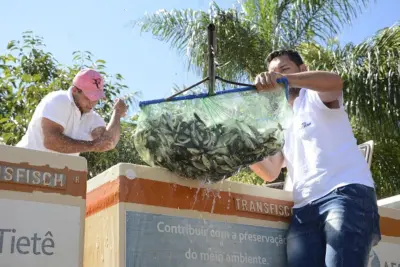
[73,68,106,101]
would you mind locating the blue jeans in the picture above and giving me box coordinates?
[287,184,381,267]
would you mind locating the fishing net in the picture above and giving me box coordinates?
[134,85,293,182]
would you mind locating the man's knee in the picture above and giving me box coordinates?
[323,211,381,266]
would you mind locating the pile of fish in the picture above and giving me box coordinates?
[134,112,284,182]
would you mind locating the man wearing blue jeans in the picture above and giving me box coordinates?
[250,49,381,267]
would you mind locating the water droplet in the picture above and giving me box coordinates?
[191,186,202,209]
[227,185,232,210]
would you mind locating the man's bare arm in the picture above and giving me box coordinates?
[92,99,127,146]
[249,152,284,182]
[285,71,343,103]
[91,126,106,140]
[103,110,122,146]
[42,118,96,153]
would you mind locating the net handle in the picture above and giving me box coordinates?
[277,77,289,100]
[216,76,289,100]
[138,77,289,107]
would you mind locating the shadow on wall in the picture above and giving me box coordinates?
[369,250,380,267]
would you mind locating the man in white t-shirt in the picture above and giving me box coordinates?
[250,50,381,267]
[16,68,128,156]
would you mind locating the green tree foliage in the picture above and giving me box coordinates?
[350,118,400,198]
[0,32,144,179]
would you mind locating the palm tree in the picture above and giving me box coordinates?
[133,0,369,82]
[132,0,400,198]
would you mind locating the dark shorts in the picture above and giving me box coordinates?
[287,184,382,267]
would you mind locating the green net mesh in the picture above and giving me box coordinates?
[134,87,293,182]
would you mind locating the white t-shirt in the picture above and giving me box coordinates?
[283,88,375,208]
[16,87,106,156]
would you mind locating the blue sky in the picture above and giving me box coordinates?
[0,0,399,105]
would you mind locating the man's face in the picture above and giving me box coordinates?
[72,87,99,113]
[267,55,301,74]
[268,55,305,102]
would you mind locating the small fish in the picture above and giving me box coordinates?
[134,111,284,182]
[201,155,211,169]
[192,161,208,171]
[187,148,201,154]
[208,147,229,155]
[220,165,233,171]
[222,156,235,168]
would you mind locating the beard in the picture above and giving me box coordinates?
[73,97,90,114]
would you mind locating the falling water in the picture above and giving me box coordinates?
[172,183,177,192]
[210,182,223,214]
[191,180,205,210]
[210,193,217,214]
[227,184,232,210]
[202,186,211,201]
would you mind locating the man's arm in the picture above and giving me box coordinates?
[91,127,106,140]
[103,108,123,146]
[285,71,343,103]
[42,118,97,153]
[91,98,127,147]
[42,118,115,153]
[249,152,284,182]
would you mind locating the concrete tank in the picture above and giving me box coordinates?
[0,144,88,267]
[84,163,400,267]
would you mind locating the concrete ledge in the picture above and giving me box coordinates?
[87,163,293,201]
[378,195,400,209]
[0,144,87,172]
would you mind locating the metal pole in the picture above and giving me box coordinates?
[165,77,209,101]
[207,23,216,95]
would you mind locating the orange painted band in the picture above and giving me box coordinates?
[0,160,87,198]
[86,176,400,238]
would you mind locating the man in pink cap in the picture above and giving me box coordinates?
[16,68,128,155]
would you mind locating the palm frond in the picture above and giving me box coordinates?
[350,118,400,198]
[264,0,369,47]
[133,4,269,86]
[132,0,370,87]
[132,8,209,77]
